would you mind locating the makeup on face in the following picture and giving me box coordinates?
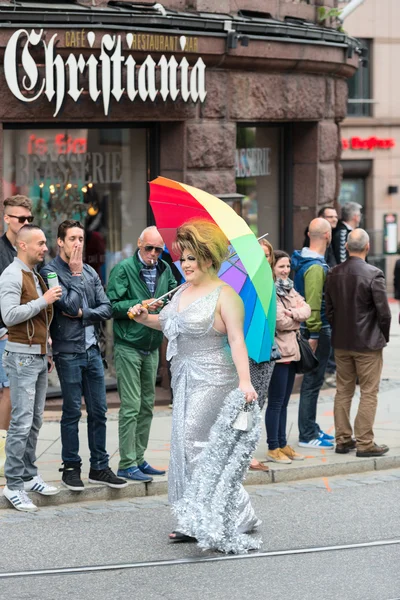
[180,253,198,279]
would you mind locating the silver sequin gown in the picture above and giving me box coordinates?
[159,284,261,553]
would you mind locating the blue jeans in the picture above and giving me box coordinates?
[265,362,296,450]
[298,326,331,442]
[54,346,109,469]
[0,338,10,387]
[2,352,47,490]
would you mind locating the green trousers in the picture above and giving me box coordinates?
[115,344,159,470]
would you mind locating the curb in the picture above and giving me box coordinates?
[1,453,400,510]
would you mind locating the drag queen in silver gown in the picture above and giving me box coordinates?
[129,220,262,554]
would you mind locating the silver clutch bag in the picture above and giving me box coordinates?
[232,403,254,432]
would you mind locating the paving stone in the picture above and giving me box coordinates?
[327,479,364,488]
[252,489,284,497]
[371,474,400,482]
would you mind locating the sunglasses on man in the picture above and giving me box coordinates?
[144,245,163,253]
[7,215,34,224]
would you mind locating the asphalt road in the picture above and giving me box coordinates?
[1,470,400,600]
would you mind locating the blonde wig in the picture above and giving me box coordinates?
[174,219,229,273]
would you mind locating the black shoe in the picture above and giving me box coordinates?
[88,467,128,489]
[335,439,357,454]
[60,462,84,492]
[356,444,389,458]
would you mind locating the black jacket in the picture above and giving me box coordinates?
[325,256,391,351]
[0,233,17,331]
[40,255,112,354]
[0,233,16,275]
[332,221,352,264]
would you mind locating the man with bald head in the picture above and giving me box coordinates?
[325,229,391,457]
[0,195,34,475]
[292,218,334,449]
[107,226,176,481]
[0,225,62,511]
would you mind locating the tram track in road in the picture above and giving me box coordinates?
[1,537,400,580]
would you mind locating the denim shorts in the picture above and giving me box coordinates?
[0,338,10,388]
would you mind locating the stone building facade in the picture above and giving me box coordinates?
[338,0,400,287]
[0,0,358,381]
[0,0,358,251]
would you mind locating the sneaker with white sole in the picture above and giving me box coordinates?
[298,438,334,449]
[3,486,38,512]
[88,467,128,489]
[24,475,59,496]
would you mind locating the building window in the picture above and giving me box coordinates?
[347,39,372,117]
[3,125,151,382]
[235,126,281,250]
[338,178,365,209]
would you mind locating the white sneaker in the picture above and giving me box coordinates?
[24,475,59,496]
[3,486,38,512]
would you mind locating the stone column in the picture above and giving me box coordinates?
[159,122,186,182]
[292,122,319,249]
[318,120,341,212]
[185,121,236,194]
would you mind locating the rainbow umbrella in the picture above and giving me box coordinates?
[149,176,276,363]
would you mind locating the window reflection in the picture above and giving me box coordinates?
[236,126,281,249]
[3,126,149,382]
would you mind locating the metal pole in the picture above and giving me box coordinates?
[338,0,366,22]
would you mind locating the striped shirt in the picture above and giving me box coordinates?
[138,253,157,295]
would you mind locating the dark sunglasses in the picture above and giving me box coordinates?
[7,215,34,224]
[144,245,163,253]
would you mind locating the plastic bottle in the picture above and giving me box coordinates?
[47,272,59,288]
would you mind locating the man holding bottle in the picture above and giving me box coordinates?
[0,225,61,512]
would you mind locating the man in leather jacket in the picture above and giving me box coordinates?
[325,229,391,458]
[41,220,127,492]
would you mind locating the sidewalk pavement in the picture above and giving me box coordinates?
[1,302,399,509]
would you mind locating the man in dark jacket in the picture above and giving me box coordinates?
[325,228,391,458]
[332,201,362,264]
[0,195,33,475]
[41,220,127,492]
[107,226,177,482]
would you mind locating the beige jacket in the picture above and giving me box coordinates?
[275,288,311,363]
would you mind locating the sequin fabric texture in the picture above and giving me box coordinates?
[249,358,275,409]
[159,284,262,553]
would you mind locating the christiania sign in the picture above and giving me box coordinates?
[4,29,207,117]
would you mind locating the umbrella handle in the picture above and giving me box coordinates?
[127,302,149,320]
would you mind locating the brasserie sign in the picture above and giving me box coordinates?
[4,29,207,117]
